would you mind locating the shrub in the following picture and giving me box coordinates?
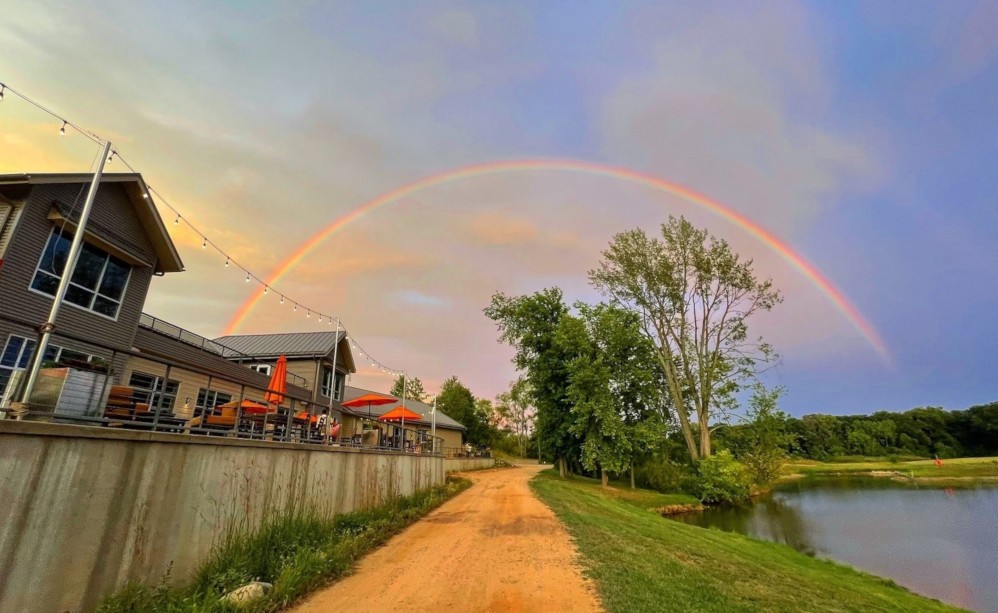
[694,450,752,504]
[634,459,695,494]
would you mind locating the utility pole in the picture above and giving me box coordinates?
[431,394,437,454]
[400,370,406,451]
[15,140,112,419]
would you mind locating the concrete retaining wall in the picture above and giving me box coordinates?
[444,457,496,472]
[0,421,445,613]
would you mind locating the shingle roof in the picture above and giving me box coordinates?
[213,331,346,359]
[343,386,467,431]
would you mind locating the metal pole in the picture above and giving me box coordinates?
[17,140,111,417]
[400,371,406,451]
[431,395,437,454]
[326,318,340,445]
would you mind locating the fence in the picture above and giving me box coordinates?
[442,445,493,459]
[0,316,442,455]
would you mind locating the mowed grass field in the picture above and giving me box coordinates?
[530,470,965,613]
[787,456,998,480]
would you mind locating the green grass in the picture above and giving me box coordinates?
[96,476,472,613]
[788,456,998,480]
[531,469,964,613]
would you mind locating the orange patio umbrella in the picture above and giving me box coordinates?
[341,392,397,420]
[265,355,288,406]
[217,399,270,415]
[378,406,424,422]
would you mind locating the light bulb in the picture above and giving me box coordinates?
[107,151,115,163]
[201,238,207,249]
[142,193,149,199]
[225,257,230,267]
[307,310,311,318]
[294,304,298,312]
[0,85,5,100]
[280,296,285,304]
[263,286,268,294]
[245,273,250,283]
[60,121,66,136]
[174,215,180,225]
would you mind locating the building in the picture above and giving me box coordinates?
[212,331,356,422]
[341,385,466,450]
[0,173,183,400]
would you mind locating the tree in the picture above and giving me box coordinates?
[389,375,427,402]
[495,378,535,459]
[435,376,491,446]
[485,288,581,476]
[590,216,782,462]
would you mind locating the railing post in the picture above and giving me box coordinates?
[151,364,171,432]
[285,398,295,443]
[232,384,245,437]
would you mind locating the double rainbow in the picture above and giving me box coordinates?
[224,158,890,363]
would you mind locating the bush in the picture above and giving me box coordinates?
[634,459,695,494]
[693,450,752,504]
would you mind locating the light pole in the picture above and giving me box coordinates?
[15,140,112,418]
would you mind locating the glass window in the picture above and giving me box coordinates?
[251,364,272,376]
[196,388,232,411]
[0,335,78,396]
[128,371,179,411]
[30,228,131,319]
[321,366,334,397]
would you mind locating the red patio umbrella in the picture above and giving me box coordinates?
[217,399,271,415]
[378,406,424,422]
[265,355,288,406]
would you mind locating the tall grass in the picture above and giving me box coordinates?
[96,476,471,613]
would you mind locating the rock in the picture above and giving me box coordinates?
[658,503,705,516]
[220,581,273,607]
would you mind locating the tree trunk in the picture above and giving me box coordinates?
[698,411,712,458]
[601,469,609,487]
[630,465,636,489]
[558,457,567,478]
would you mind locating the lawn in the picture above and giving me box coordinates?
[787,456,998,480]
[531,469,964,613]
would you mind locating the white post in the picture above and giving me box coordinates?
[400,370,406,451]
[431,394,437,454]
[325,318,340,444]
[16,141,112,417]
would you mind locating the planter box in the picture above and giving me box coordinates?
[30,367,110,421]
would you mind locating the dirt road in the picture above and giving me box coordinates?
[293,464,601,613]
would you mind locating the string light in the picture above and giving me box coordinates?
[2,81,414,377]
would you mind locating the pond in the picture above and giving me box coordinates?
[673,478,998,612]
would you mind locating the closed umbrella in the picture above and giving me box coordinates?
[265,355,288,406]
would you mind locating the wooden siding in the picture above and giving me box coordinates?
[132,327,312,404]
[0,182,156,354]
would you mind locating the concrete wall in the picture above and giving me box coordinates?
[444,457,496,472]
[0,421,445,613]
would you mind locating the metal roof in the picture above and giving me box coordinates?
[343,386,467,431]
[213,331,347,359]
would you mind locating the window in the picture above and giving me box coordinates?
[196,388,232,412]
[334,371,345,401]
[0,334,78,396]
[250,363,272,376]
[128,371,179,411]
[31,228,131,319]
[321,366,333,398]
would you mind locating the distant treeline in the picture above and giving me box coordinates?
[718,402,998,460]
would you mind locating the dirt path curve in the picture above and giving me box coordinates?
[293,464,601,613]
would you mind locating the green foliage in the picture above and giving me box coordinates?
[694,450,752,504]
[436,376,491,446]
[718,384,792,487]
[388,375,427,402]
[633,459,696,494]
[96,477,471,613]
[590,216,782,463]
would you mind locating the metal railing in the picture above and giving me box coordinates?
[442,446,492,459]
[138,313,309,388]
[0,315,440,455]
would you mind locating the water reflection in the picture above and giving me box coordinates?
[673,478,998,612]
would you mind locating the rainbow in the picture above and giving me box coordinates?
[225,159,890,362]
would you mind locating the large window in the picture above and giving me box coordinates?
[321,367,345,400]
[0,334,79,396]
[128,371,179,411]
[250,363,272,376]
[31,228,131,319]
[197,388,232,412]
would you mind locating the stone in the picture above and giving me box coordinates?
[220,581,273,607]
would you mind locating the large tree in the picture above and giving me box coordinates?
[389,374,427,402]
[494,378,535,459]
[485,288,581,476]
[436,376,491,446]
[590,216,781,462]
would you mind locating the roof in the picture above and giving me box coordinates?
[213,330,356,372]
[0,173,184,274]
[342,386,467,431]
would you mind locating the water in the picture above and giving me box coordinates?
[674,478,998,612]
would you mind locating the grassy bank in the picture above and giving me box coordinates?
[97,476,471,613]
[787,456,998,482]
[531,470,963,613]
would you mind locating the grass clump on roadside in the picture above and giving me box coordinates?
[531,469,963,613]
[96,476,471,613]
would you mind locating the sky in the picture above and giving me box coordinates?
[1,1,996,416]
